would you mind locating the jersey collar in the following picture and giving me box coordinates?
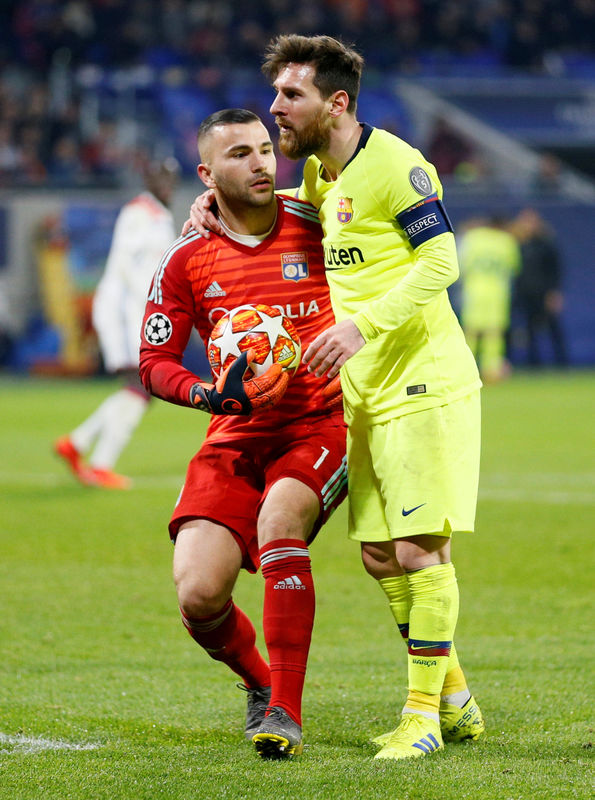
[318,123,374,181]
[218,196,284,256]
[343,123,373,171]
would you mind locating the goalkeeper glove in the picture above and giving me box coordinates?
[189,350,289,415]
[322,375,343,412]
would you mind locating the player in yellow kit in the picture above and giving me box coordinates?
[265,35,484,760]
[458,217,521,382]
[187,34,486,760]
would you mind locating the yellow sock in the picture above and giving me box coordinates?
[442,662,466,696]
[403,689,440,720]
[445,642,460,676]
[406,562,459,697]
[481,330,506,377]
[381,574,470,703]
[441,659,472,707]
[378,575,411,642]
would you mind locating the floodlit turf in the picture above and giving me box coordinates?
[1,372,593,800]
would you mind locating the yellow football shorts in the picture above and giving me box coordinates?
[347,390,480,541]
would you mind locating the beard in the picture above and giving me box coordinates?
[277,111,332,160]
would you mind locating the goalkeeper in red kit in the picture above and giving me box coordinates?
[139,109,347,759]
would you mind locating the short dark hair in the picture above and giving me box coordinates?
[197,108,262,146]
[262,35,364,114]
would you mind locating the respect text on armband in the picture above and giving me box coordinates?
[404,212,440,238]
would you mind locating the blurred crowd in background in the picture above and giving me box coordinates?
[0,0,594,188]
[0,0,592,374]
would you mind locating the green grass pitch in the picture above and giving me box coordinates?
[1,372,593,800]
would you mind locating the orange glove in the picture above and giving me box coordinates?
[190,349,289,415]
[322,374,343,412]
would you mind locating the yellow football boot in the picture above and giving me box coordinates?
[374,714,443,760]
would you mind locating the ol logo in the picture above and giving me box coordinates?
[337,197,353,224]
[281,252,309,282]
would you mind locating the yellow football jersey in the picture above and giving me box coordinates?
[298,124,481,425]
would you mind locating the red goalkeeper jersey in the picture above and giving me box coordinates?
[140,195,340,441]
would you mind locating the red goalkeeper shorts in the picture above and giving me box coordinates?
[169,414,347,572]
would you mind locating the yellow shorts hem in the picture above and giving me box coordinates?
[347,524,474,543]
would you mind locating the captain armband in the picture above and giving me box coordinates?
[396,194,454,248]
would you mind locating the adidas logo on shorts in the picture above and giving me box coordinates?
[273,575,306,590]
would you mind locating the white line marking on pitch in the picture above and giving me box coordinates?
[484,472,595,486]
[0,732,100,755]
[479,487,595,504]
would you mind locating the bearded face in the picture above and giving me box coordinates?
[276,106,333,161]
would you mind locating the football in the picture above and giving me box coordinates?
[207,303,301,379]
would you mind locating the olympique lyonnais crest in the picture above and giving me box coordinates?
[281,252,309,282]
[337,197,353,224]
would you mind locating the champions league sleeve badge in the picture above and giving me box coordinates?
[337,197,353,224]
[409,167,433,196]
[281,252,309,282]
[144,312,173,345]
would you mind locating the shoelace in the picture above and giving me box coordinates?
[263,707,285,722]
[236,683,268,698]
[390,714,420,739]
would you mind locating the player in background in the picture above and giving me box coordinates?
[54,159,179,488]
[186,35,485,760]
[511,207,568,367]
[458,215,521,382]
[139,109,347,760]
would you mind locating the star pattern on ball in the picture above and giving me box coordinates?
[208,304,301,378]
[213,323,242,360]
[248,310,298,352]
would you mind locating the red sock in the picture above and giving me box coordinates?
[180,599,270,689]
[260,539,315,726]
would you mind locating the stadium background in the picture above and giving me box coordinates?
[0,0,594,374]
[1,4,594,797]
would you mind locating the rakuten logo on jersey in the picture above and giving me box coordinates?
[208,301,320,326]
[324,243,365,269]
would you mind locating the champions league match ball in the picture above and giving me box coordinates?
[207,303,301,379]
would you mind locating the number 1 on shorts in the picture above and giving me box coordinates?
[313,446,329,470]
